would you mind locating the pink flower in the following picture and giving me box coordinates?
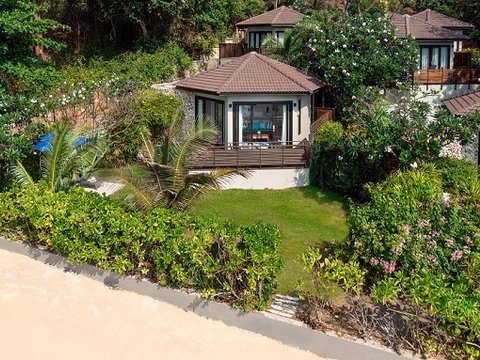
[382,261,396,274]
[426,240,437,250]
[445,238,455,247]
[426,255,437,263]
[402,224,411,235]
[370,257,380,266]
[429,230,439,238]
[440,216,447,223]
[451,250,463,261]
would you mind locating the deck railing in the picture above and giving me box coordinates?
[310,107,335,138]
[413,68,480,85]
[219,43,279,59]
[192,141,309,169]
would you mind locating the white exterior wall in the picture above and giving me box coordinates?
[191,168,310,189]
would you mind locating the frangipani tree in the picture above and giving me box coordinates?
[284,9,418,102]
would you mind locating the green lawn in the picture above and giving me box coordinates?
[191,186,349,294]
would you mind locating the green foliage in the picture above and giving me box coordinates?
[310,90,480,196]
[115,117,246,211]
[285,10,418,101]
[344,161,480,355]
[0,0,67,93]
[12,122,107,192]
[134,90,181,139]
[60,45,192,92]
[0,183,283,310]
[300,247,366,298]
[464,48,480,67]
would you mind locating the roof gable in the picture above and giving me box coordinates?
[444,90,480,116]
[176,52,322,95]
[236,6,302,28]
[390,13,468,41]
[412,9,474,30]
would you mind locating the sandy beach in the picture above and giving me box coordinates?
[0,248,325,359]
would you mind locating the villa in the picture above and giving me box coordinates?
[219,6,302,59]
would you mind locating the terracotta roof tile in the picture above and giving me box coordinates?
[176,52,323,95]
[444,89,480,116]
[412,9,474,30]
[390,13,468,40]
[236,6,302,28]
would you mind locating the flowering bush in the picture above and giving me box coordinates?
[345,160,480,357]
[285,9,418,100]
[310,89,480,196]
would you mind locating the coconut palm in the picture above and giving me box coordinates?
[118,116,246,211]
[12,122,107,192]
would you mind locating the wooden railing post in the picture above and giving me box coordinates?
[236,146,239,169]
[281,146,285,169]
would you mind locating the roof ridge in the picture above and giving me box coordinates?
[217,53,255,94]
[256,53,309,91]
[271,6,285,24]
[404,14,411,36]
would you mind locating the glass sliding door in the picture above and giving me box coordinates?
[195,96,225,144]
[234,102,292,145]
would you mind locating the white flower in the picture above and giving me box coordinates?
[410,162,418,169]
[342,44,347,48]
[331,66,335,70]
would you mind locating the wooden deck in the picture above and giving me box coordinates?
[413,68,480,85]
[193,142,309,169]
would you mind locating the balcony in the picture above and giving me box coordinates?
[193,142,309,169]
[412,68,480,86]
[219,43,278,59]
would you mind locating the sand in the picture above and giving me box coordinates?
[0,249,325,359]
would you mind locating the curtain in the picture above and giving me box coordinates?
[432,48,439,69]
[421,48,429,69]
[281,105,287,143]
[440,46,449,69]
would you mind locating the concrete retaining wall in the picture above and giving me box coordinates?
[191,168,310,189]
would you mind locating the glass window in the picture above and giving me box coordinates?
[420,46,451,69]
[235,103,291,144]
[276,31,285,46]
[196,97,225,144]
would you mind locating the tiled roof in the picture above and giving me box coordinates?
[236,6,302,28]
[412,9,474,30]
[444,90,480,116]
[391,13,468,40]
[176,52,323,95]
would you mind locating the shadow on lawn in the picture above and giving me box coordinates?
[297,186,350,213]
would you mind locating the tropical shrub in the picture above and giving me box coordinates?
[310,92,480,196]
[134,90,181,139]
[115,117,245,211]
[12,122,107,192]
[302,160,480,358]
[0,183,283,310]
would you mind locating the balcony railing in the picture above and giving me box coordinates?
[413,68,480,85]
[192,141,309,169]
[219,43,278,59]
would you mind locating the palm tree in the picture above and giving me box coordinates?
[118,116,247,211]
[12,122,107,192]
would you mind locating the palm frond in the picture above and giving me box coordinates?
[11,160,35,187]
[111,167,157,211]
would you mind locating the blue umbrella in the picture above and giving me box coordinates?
[34,132,90,152]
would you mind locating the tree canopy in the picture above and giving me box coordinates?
[285,9,418,102]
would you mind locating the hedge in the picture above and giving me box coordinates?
[0,183,283,310]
